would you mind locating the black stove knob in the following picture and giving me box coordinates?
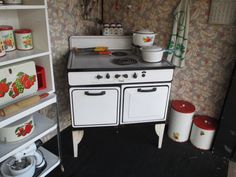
[133,73,137,79]
[96,75,103,79]
[115,74,121,78]
[123,74,128,78]
[142,74,146,77]
[106,73,110,79]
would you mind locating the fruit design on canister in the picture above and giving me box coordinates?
[173,132,180,140]
[8,72,36,98]
[0,79,11,98]
[3,33,15,50]
[143,36,153,43]
[15,120,33,137]
[22,35,32,48]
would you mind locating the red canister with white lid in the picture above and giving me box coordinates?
[15,29,33,50]
[168,100,195,142]
[0,25,16,52]
[190,115,217,150]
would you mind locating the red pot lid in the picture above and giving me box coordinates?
[0,25,13,31]
[193,115,217,130]
[15,29,32,34]
[171,100,195,113]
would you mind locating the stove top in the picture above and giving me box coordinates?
[67,50,174,71]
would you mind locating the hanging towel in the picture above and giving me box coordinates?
[167,0,191,67]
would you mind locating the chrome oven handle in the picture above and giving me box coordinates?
[84,91,106,96]
[137,88,157,93]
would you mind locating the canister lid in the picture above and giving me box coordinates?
[141,45,163,52]
[15,29,32,34]
[0,25,13,31]
[193,115,217,130]
[171,100,195,113]
[135,29,155,34]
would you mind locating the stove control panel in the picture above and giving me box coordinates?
[68,69,174,86]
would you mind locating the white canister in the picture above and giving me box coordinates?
[168,100,196,142]
[133,29,156,47]
[0,115,35,142]
[190,115,217,150]
[0,25,16,51]
[0,34,6,57]
[102,23,110,36]
[15,29,33,50]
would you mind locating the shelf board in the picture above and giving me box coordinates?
[0,93,57,128]
[0,5,46,10]
[0,112,57,162]
[38,147,60,177]
[0,49,50,66]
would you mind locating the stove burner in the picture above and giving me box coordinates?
[112,51,128,56]
[112,58,138,65]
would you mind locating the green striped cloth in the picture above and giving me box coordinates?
[167,0,191,67]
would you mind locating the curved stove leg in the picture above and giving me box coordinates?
[72,130,84,157]
[155,124,165,149]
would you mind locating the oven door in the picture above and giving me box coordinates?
[70,87,120,128]
[121,83,170,124]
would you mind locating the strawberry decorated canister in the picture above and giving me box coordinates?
[0,34,6,57]
[0,25,16,52]
[168,100,196,142]
[0,114,35,142]
[15,29,33,50]
[190,115,217,150]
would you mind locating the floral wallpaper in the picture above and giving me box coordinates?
[46,0,101,130]
[44,0,236,134]
[104,0,236,118]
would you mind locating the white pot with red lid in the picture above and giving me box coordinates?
[168,100,196,142]
[190,115,217,150]
[133,29,156,47]
[15,29,33,50]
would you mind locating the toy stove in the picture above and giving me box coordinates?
[67,36,175,157]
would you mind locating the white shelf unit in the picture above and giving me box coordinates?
[0,0,61,176]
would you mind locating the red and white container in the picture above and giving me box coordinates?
[190,115,217,150]
[15,29,33,50]
[0,25,16,51]
[0,34,6,57]
[168,100,195,142]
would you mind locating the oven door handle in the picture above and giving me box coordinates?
[84,91,106,96]
[137,88,157,93]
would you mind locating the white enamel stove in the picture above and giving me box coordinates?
[67,36,175,157]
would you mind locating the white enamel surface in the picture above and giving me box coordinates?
[70,87,120,128]
[122,86,169,123]
[68,69,173,86]
[133,33,155,46]
[190,124,216,150]
[141,50,164,63]
[167,109,195,142]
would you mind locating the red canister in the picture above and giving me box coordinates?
[15,29,33,50]
[190,115,217,150]
[0,25,16,52]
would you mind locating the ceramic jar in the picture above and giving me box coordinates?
[0,34,6,57]
[133,29,156,47]
[15,29,33,50]
[0,25,16,52]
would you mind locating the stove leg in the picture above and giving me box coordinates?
[155,124,165,149]
[72,130,84,158]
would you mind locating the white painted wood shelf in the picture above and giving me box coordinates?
[0,93,57,128]
[38,147,60,177]
[0,49,50,66]
[0,5,46,10]
[0,112,57,162]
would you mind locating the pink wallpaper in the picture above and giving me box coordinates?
[104,0,236,118]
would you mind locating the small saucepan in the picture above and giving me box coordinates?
[140,45,167,63]
[133,29,156,47]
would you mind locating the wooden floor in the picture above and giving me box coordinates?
[45,125,228,177]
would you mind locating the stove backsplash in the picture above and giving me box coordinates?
[103,0,236,118]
